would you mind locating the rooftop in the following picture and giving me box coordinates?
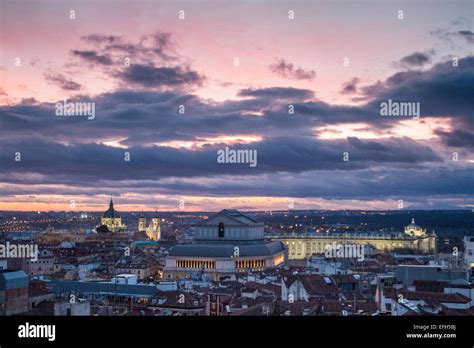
[168,240,285,258]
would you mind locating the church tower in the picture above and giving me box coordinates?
[138,214,147,232]
[152,217,160,231]
[146,213,161,241]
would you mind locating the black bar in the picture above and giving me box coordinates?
[0,315,473,346]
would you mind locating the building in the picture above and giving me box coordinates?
[30,249,54,276]
[281,274,339,302]
[114,259,160,281]
[164,209,287,280]
[54,301,91,316]
[396,264,469,286]
[307,255,352,275]
[377,287,472,315]
[98,198,125,233]
[463,236,474,269]
[149,291,206,316]
[49,278,158,302]
[138,215,147,232]
[138,214,161,241]
[404,218,427,237]
[273,218,436,259]
[0,270,29,315]
[29,281,55,309]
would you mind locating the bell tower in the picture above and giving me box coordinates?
[138,214,146,232]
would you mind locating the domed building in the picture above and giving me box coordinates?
[404,218,427,237]
[164,209,287,280]
[99,198,125,233]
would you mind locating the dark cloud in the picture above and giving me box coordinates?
[457,30,474,43]
[434,129,474,148]
[269,59,316,80]
[399,52,431,67]
[431,28,474,46]
[238,87,314,100]
[0,154,471,202]
[164,168,474,200]
[120,64,204,88]
[30,58,41,68]
[0,86,442,185]
[81,34,122,44]
[1,49,473,202]
[67,31,199,91]
[0,133,441,188]
[79,31,176,63]
[340,78,360,94]
[363,56,474,128]
[44,72,82,91]
[71,50,113,65]
[4,54,474,152]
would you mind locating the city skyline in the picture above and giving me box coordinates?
[1,0,473,212]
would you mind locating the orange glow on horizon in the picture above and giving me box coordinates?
[0,195,410,212]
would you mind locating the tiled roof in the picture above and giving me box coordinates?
[413,280,448,293]
[385,288,471,304]
[283,274,339,296]
[0,270,29,289]
[50,279,158,297]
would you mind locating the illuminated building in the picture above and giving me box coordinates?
[164,209,287,280]
[404,218,427,237]
[138,215,147,232]
[137,214,161,241]
[273,218,436,259]
[98,198,125,233]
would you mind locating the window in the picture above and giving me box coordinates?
[218,222,225,238]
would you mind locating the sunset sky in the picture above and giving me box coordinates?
[0,0,473,212]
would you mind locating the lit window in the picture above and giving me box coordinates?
[218,223,225,238]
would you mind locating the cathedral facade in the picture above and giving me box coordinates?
[99,199,125,233]
[138,215,161,241]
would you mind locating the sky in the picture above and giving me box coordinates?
[0,0,473,212]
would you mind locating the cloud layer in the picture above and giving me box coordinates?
[1,16,473,210]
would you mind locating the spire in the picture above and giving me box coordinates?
[109,197,114,210]
[411,218,415,224]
